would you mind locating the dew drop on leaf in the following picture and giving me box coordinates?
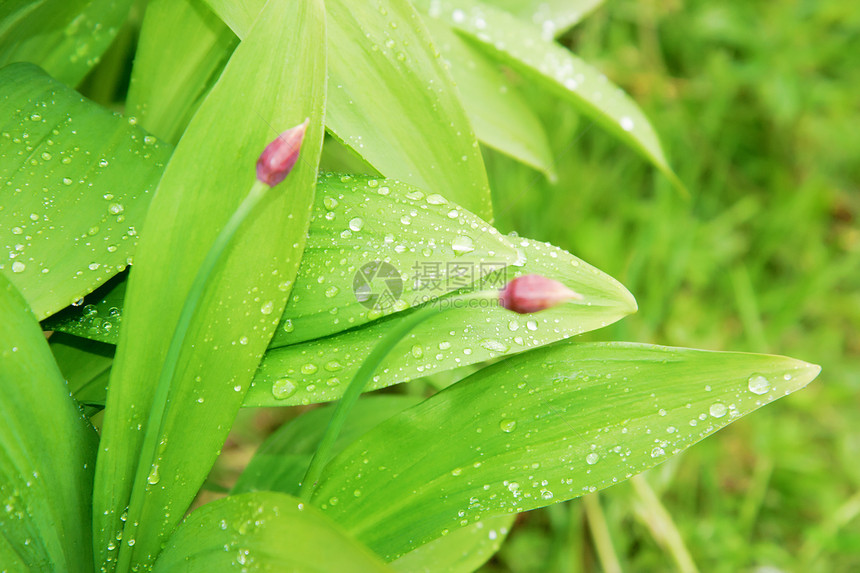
[709,403,727,418]
[272,378,297,400]
[499,419,517,433]
[747,374,770,395]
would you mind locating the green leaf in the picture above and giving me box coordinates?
[42,232,636,411]
[310,342,820,560]
[91,0,327,569]
[49,332,112,412]
[483,0,604,39]
[45,173,519,348]
[127,0,238,143]
[325,0,493,219]
[234,395,423,496]
[152,492,391,573]
[0,62,171,320]
[246,236,636,406]
[0,0,132,86]
[234,395,512,570]
[390,513,513,572]
[204,0,494,220]
[43,273,127,344]
[271,174,518,346]
[415,0,682,189]
[0,273,98,572]
[421,17,556,179]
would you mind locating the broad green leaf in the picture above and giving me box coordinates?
[153,492,391,573]
[310,342,820,560]
[92,0,327,569]
[271,174,518,346]
[0,273,97,572]
[416,0,681,188]
[246,236,636,406]
[422,17,556,179]
[390,514,513,572]
[235,395,423,496]
[484,0,604,39]
[45,174,518,347]
[0,62,171,320]
[43,273,127,344]
[325,0,493,219]
[42,233,636,410]
[204,0,494,220]
[0,0,132,86]
[127,0,238,143]
[49,332,112,412]
[234,395,512,570]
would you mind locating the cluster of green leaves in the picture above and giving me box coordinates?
[0,0,822,571]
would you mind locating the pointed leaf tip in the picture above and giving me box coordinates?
[499,274,583,314]
[256,118,309,186]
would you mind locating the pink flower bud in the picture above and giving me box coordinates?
[256,118,309,187]
[499,274,583,314]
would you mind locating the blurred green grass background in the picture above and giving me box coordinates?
[480,0,860,571]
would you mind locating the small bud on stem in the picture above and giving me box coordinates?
[256,118,309,186]
[499,274,583,314]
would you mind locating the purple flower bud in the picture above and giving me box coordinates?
[256,118,309,187]
[499,274,583,314]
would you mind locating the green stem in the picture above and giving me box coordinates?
[299,290,496,501]
[117,180,269,571]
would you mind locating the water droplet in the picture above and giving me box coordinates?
[146,464,160,485]
[650,447,665,458]
[108,203,124,215]
[709,403,727,418]
[282,319,295,333]
[62,178,73,186]
[411,345,424,358]
[426,194,447,205]
[541,490,554,500]
[325,286,340,298]
[323,196,338,209]
[41,152,52,161]
[301,363,318,374]
[447,209,459,219]
[499,419,517,433]
[238,336,249,345]
[451,236,475,255]
[272,378,297,399]
[507,320,520,332]
[324,360,342,372]
[747,374,770,395]
[481,339,508,353]
[526,320,538,331]
[11,261,25,273]
[400,215,412,225]
[586,452,599,465]
[260,301,274,315]
[99,158,109,167]
[348,217,364,232]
